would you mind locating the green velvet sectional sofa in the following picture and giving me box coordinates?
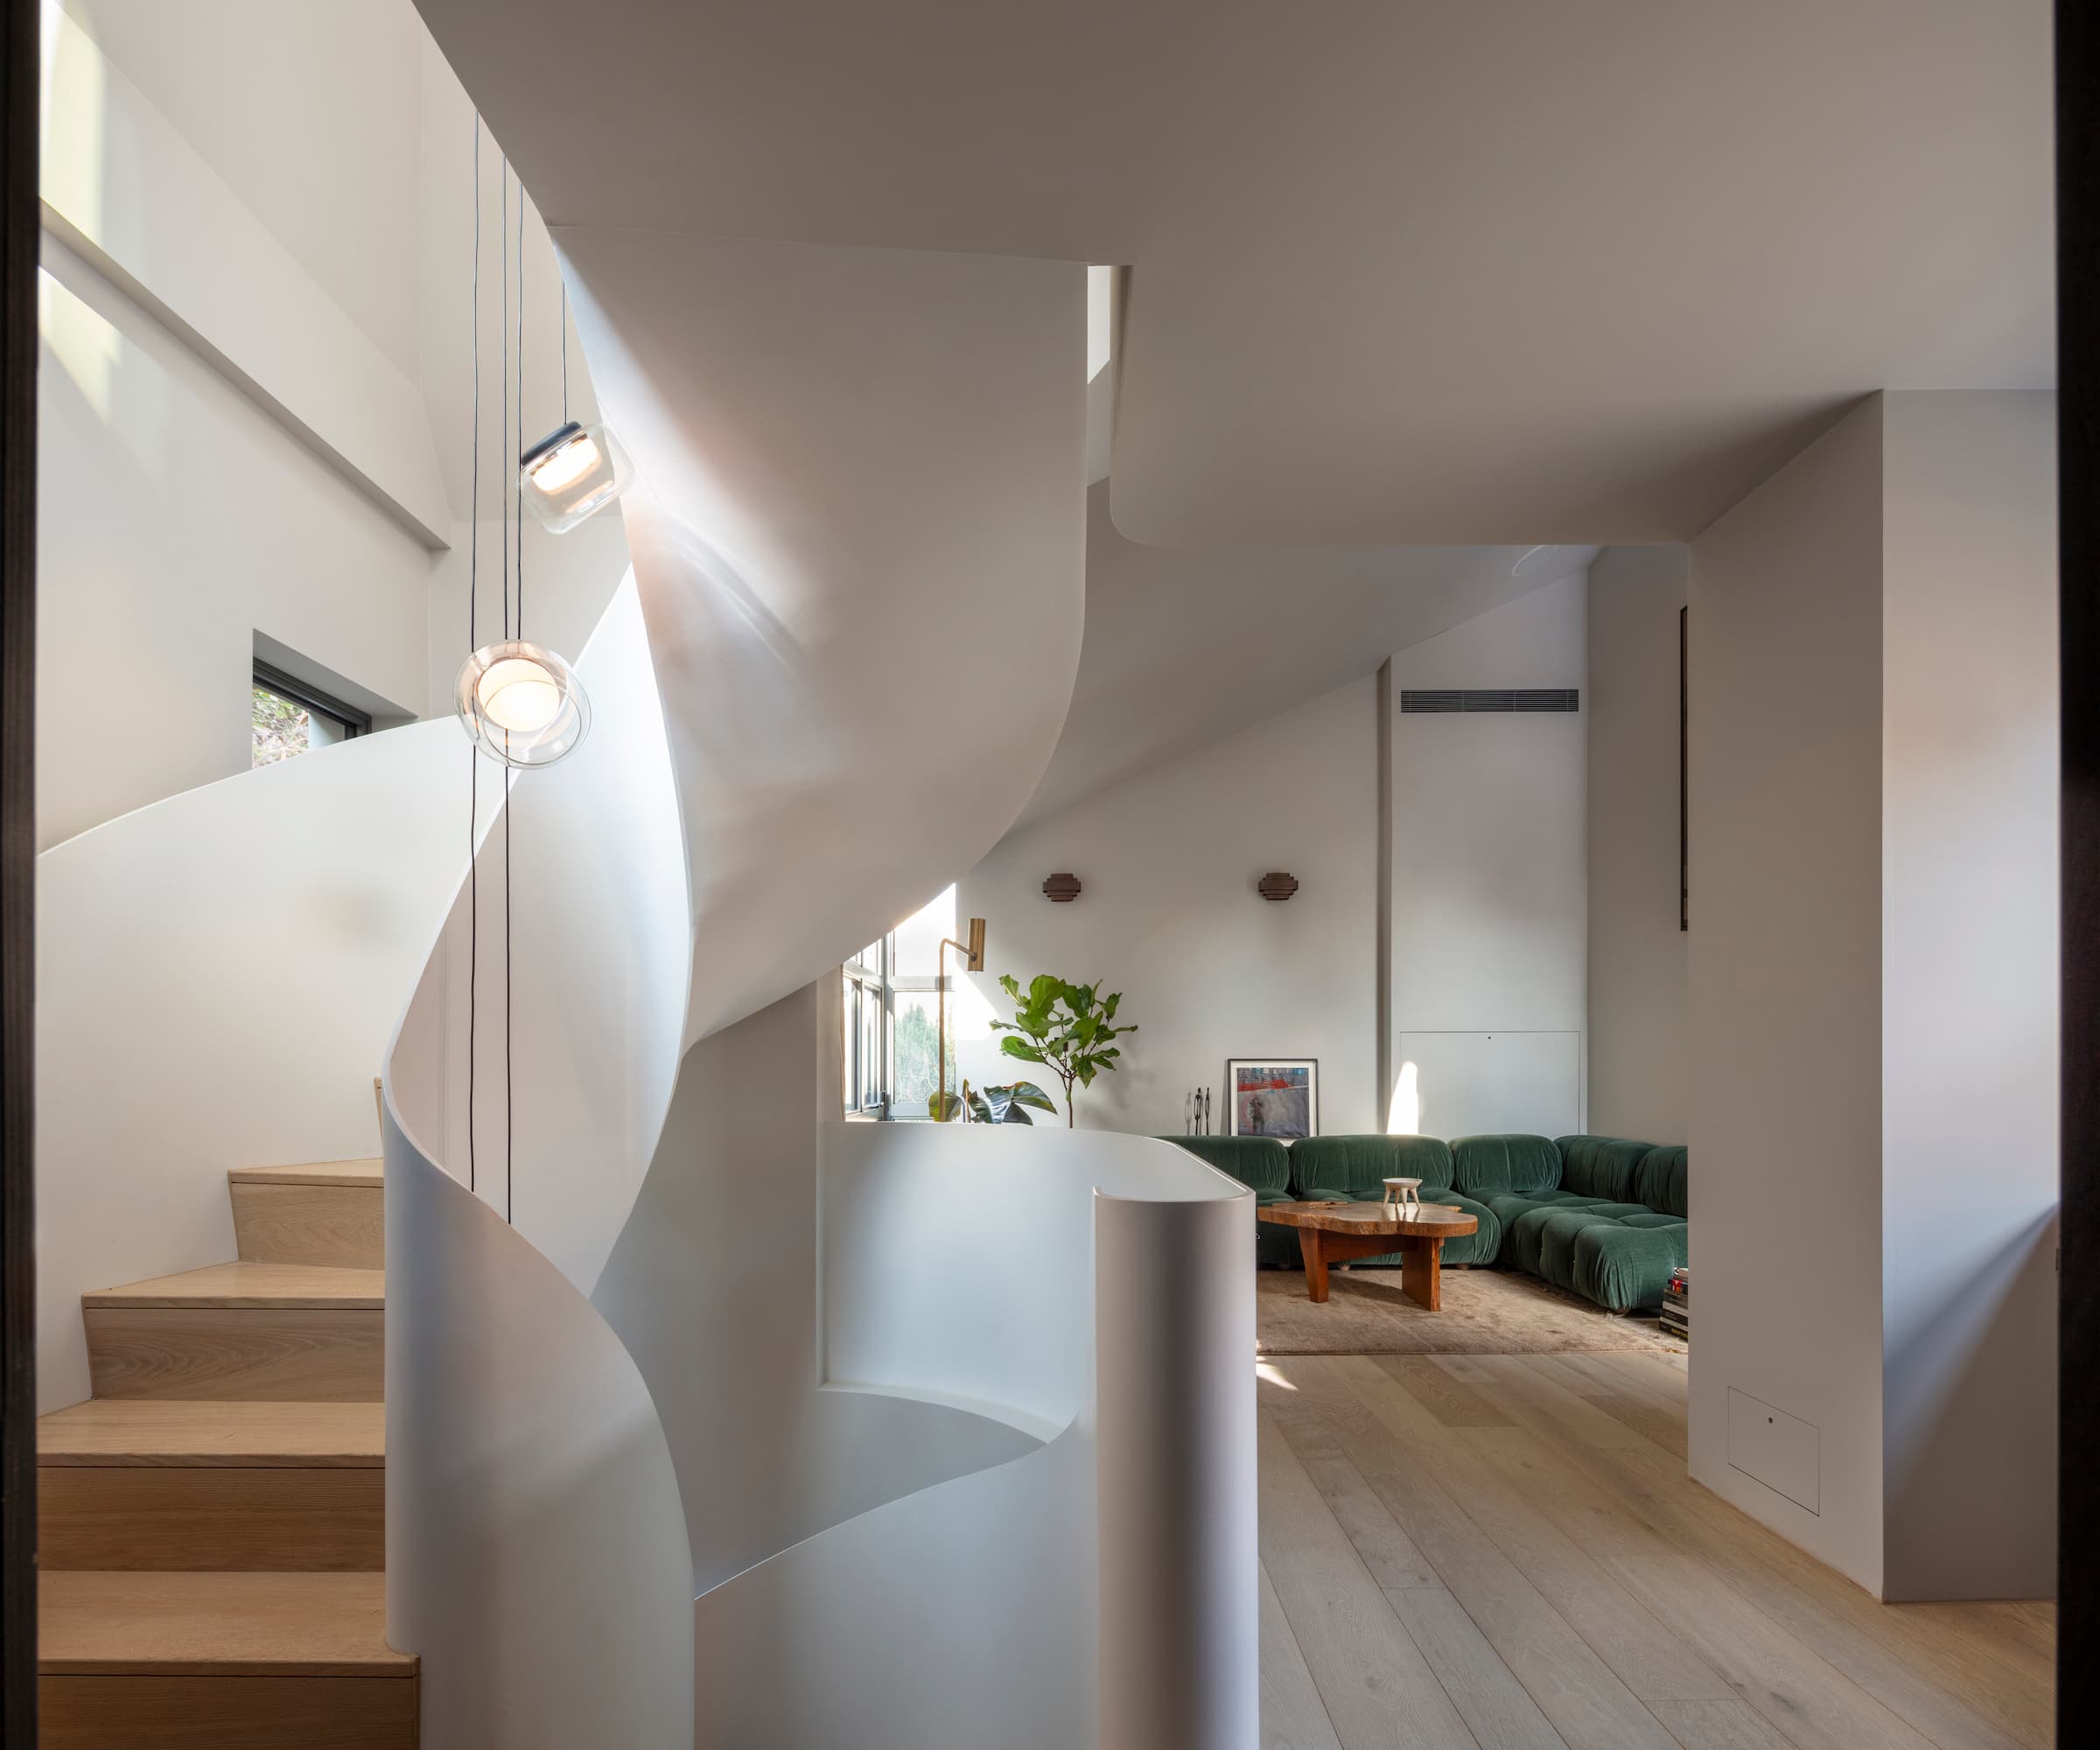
[1163,1130,1687,1313]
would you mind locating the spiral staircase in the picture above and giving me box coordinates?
[31,41,1256,1747]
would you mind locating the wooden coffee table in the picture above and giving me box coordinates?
[1256,1200,1479,1309]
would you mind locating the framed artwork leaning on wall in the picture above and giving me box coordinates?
[1226,1059,1318,1138]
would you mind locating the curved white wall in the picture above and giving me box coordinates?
[385,211,1257,1748]
[388,574,686,1293]
[34,717,499,1412]
[681,1116,1259,1750]
[558,228,1087,1048]
[819,1123,1260,1750]
[589,986,1042,1595]
[384,1129,692,1749]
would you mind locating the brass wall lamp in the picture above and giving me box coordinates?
[936,916,987,1121]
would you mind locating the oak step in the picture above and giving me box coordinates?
[40,1466,384,1572]
[38,1401,386,1572]
[231,1166,382,1270]
[39,1572,416,1746]
[226,1158,382,1188]
[37,1399,385,1467]
[38,1674,417,1750]
[85,1264,383,1309]
[38,1571,414,1676]
[84,1266,384,1404]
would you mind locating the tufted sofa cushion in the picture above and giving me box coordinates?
[1291,1134,1455,1198]
[1572,1216,1688,1312]
[1278,1135,1499,1267]
[1459,1135,1689,1310]
[1634,1144,1689,1217]
[1451,1134,1562,1197]
[1555,1136,1652,1203]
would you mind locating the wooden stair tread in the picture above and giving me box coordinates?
[37,1400,383,1468]
[227,1159,382,1188]
[84,1263,383,1311]
[38,1572,415,1676]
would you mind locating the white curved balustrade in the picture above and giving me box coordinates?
[791,1121,1260,1750]
[383,573,696,1745]
[35,715,500,1411]
[378,190,1258,1746]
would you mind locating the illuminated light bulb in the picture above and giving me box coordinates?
[520,419,633,533]
[524,430,601,496]
[477,657,562,732]
[455,639,591,768]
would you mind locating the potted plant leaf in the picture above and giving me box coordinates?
[969,1081,1057,1124]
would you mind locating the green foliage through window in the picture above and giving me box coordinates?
[251,685,310,766]
[893,1001,945,1118]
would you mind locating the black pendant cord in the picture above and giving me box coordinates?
[505,166,522,1226]
[500,156,510,645]
[561,281,570,428]
[466,111,480,1198]
[516,172,526,640]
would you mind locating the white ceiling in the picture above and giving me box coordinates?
[413,0,2051,544]
[1022,483,1592,823]
[415,0,2051,823]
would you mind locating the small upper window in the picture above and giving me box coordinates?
[251,662,370,767]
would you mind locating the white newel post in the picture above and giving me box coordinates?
[1095,1191,1260,1750]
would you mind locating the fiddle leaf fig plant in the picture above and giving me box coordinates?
[990,975,1137,1128]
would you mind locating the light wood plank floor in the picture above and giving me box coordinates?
[1257,1349,2054,1750]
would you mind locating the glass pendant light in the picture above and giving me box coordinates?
[520,417,632,532]
[456,638,590,768]
[456,156,592,772]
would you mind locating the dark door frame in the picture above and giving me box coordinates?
[0,4,2088,1746]
[0,0,32,1739]
[2065,4,2097,1744]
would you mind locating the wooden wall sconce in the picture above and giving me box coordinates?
[1042,872,1082,903]
[1257,872,1299,902]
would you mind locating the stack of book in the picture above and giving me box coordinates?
[1659,1265,1689,1341]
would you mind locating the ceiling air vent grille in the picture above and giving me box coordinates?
[1399,688,1580,714]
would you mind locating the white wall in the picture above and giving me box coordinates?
[36,2,628,849]
[1878,390,2057,1600]
[36,236,431,850]
[1389,573,1587,1138]
[1586,545,1689,1140]
[1687,391,2057,1600]
[956,678,1378,1134]
[60,0,424,377]
[1687,399,1886,1592]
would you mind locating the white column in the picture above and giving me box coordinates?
[1687,390,2056,1600]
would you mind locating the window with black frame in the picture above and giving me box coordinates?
[251,661,371,767]
[841,934,894,1118]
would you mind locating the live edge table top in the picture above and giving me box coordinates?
[1255,1200,1477,1308]
[1256,1200,1478,1238]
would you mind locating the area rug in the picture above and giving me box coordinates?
[1255,1266,1683,1356]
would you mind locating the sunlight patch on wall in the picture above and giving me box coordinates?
[39,3,117,416]
[1086,265,1113,384]
[38,266,118,422]
[41,2,105,241]
[1386,1060,1421,1136]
